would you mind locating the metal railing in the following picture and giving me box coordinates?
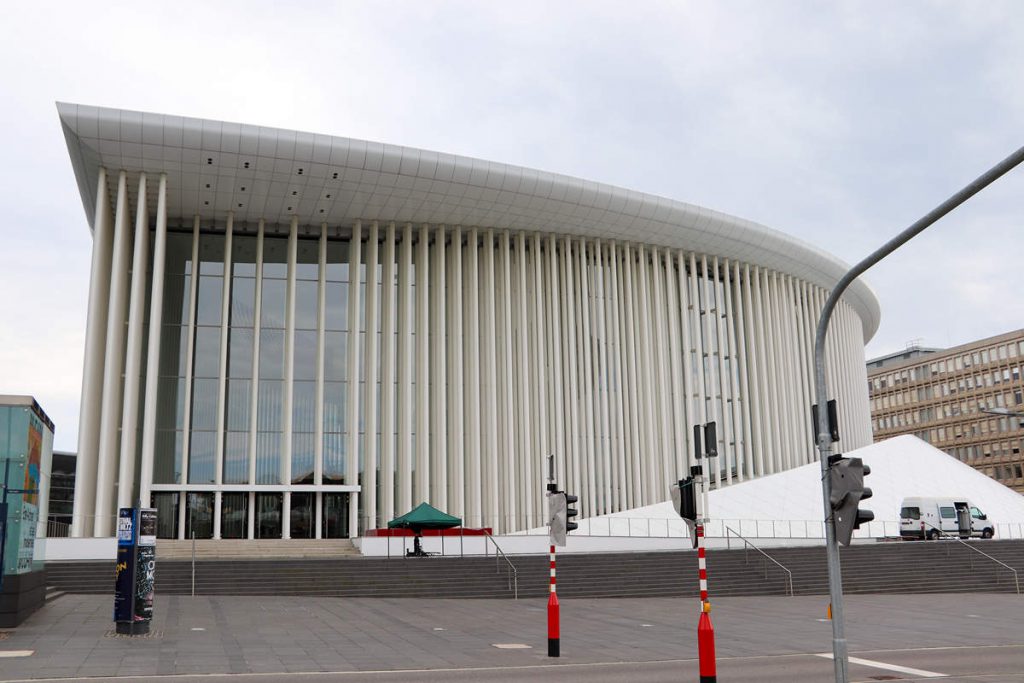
[923,521,1020,594]
[725,526,793,596]
[484,532,519,599]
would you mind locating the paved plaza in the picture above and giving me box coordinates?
[0,593,1022,681]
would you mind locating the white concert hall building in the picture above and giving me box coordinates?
[60,103,879,541]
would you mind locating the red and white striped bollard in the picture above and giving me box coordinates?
[548,544,560,657]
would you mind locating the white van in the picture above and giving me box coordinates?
[899,497,995,540]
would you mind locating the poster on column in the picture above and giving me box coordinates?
[114,508,135,622]
[134,508,157,622]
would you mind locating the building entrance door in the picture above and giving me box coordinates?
[322,492,349,538]
[255,493,283,539]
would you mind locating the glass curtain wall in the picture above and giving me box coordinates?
[153,231,193,485]
[292,239,319,487]
[188,235,224,485]
[257,237,288,484]
[323,241,349,484]
[225,235,257,485]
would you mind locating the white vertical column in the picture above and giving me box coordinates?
[497,231,515,529]
[415,224,430,504]
[282,216,299,539]
[212,214,233,538]
[247,221,264,539]
[712,258,731,484]
[664,249,686,479]
[749,268,770,475]
[529,233,546,522]
[636,246,658,501]
[74,167,113,537]
[94,170,132,536]
[430,225,447,512]
[622,245,643,505]
[689,253,708,430]
[139,174,168,508]
[178,217,200,539]
[465,228,481,526]
[397,223,414,515]
[447,227,464,518]
[379,223,397,524]
[482,230,499,529]
[731,262,754,480]
[117,173,150,510]
[314,223,327,538]
[576,241,597,512]
[723,261,745,482]
[676,251,695,473]
[740,264,763,477]
[651,248,674,492]
[346,220,363,536]
[514,233,531,525]
[545,235,565,502]
[595,243,614,512]
[363,222,380,529]
[559,236,580,514]
[609,244,629,509]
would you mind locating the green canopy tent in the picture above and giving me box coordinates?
[387,503,462,556]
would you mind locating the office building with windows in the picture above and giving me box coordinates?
[60,103,878,541]
[868,329,1024,493]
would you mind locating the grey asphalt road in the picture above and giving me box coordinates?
[1,593,1022,681]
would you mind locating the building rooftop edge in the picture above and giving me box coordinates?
[56,101,881,342]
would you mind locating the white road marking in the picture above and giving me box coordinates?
[491,643,532,649]
[0,651,33,658]
[816,652,945,678]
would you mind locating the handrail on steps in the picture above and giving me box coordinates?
[725,526,793,596]
[484,532,519,600]
[923,521,1020,595]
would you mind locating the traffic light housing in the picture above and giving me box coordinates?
[564,492,579,533]
[547,491,579,547]
[829,456,874,546]
[670,477,698,548]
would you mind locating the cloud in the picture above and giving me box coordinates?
[1,1,1022,449]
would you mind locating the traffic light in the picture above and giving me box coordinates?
[547,491,579,547]
[564,492,579,533]
[829,456,874,546]
[670,477,698,548]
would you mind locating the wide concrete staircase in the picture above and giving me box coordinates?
[45,539,1024,599]
[154,539,360,560]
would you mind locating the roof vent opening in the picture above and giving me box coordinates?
[205,184,211,189]
[326,194,331,199]
[291,191,297,196]
[240,187,246,192]
[332,172,338,179]
[207,158,213,165]
[204,201,209,205]
[297,168,304,175]
[287,206,293,211]
[319,209,324,214]
[243,161,250,169]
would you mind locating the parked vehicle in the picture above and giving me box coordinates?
[899,497,995,540]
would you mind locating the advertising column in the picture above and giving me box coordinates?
[114,507,157,635]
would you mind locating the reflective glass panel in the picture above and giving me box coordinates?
[221,492,248,539]
[186,492,214,540]
[255,493,282,538]
[291,492,314,539]
[323,492,349,538]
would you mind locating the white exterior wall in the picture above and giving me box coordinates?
[72,167,873,537]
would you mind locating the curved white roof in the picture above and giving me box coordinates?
[58,102,879,340]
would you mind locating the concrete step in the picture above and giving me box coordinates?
[45,539,1024,599]
[155,539,360,559]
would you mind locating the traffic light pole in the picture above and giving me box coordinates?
[813,144,1024,683]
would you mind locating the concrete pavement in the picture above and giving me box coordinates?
[0,593,1021,681]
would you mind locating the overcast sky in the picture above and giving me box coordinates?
[1,2,1022,452]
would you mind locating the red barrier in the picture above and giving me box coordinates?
[363,527,493,537]
[698,610,717,682]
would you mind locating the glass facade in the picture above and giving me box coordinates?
[149,225,359,539]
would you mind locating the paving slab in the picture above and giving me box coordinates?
[0,592,1020,680]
